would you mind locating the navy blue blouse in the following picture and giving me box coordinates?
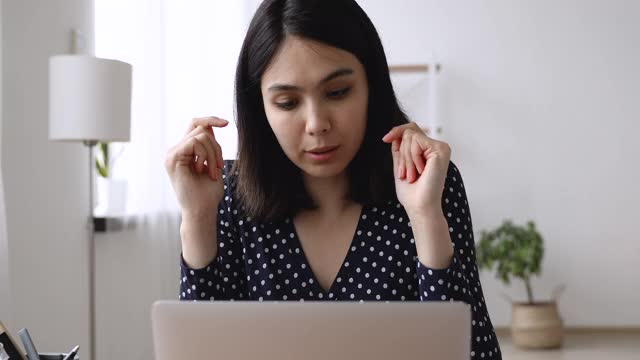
[179,160,502,359]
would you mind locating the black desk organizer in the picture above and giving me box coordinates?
[25,353,79,360]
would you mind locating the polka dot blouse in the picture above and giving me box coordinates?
[179,160,502,359]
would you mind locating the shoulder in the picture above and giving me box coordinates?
[221,159,237,180]
[220,159,239,193]
[218,159,282,230]
[446,160,463,179]
[443,160,467,197]
[383,160,465,203]
[218,159,241,213]
[375,160,467,223]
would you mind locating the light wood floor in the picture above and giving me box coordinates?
[496,330,640,360]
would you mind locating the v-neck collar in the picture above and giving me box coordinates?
[287,204,367,298]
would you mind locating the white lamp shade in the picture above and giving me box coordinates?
[49,55,132,142]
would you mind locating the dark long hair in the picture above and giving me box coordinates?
[232,0,409,222]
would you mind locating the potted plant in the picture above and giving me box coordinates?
[95,142,127,215]
[95,142,110,178]
[477,220,565,349]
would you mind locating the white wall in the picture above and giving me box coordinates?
[358,0,640,327]
[2,2,638,360]
[0,0,11,326]
[1,0,94,355]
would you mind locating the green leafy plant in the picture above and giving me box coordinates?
[477,220,544,304]
[95,142,109,178]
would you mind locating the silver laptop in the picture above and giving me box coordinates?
[151,300,471,360]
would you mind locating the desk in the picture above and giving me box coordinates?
[497,329,640,360]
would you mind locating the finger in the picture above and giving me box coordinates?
[214,140,224,170]
[168,136,200,167]
[198,132,219,178]
[194,133,219,180]
[185,125,223,172]
[382,122,421,143]
[415,133,435,152]
[382,124,412,143]
[183,126,215,175]
[203,125,224,169]
[398,138,407,180]
[184,124,211,141]
[178,137,208,174]
[391,139,401,176]
[401,134,415,182]
[203,125,226,170]
[164,144,179,171]
[192,139,208,175]
[202,162,214,181]
[411,139,426,175]
[185,116,229,136]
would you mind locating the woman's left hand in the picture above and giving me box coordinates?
[382,122,451,217]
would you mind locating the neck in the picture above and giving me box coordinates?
[302,171,354,216]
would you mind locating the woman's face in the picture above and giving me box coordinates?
[260,36,369,179]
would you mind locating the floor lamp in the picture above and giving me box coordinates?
[48,55,132,360]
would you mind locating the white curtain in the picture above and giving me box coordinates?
[93,0,255,358]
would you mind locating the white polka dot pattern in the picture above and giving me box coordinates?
[179,160,502,359]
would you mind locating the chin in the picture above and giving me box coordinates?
[297,159,349,179]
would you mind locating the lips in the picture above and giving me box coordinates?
[307,145,338,154]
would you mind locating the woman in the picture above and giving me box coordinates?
[164,0,501,358]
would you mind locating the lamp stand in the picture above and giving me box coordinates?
[83,140,97,360]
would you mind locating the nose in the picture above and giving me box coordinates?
[305,103,331,136]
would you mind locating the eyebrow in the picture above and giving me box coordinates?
[267,68,354,92]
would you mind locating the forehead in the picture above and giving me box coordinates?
[261,36,363,86]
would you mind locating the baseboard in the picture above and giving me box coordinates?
[494,326,640,336]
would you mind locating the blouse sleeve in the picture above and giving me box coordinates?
[415,161,502,359]
[179,160,249,301]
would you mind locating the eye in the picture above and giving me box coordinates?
[275,99,298,110]
[327,87,351,99]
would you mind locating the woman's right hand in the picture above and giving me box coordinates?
[165,116,229,219]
